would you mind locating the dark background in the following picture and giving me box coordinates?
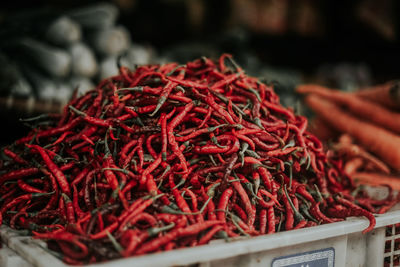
[1,0,399,78]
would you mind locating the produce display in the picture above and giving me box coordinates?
[298,83,400,191]
[0,55,396,264]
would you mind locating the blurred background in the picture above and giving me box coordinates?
[0,0,399,144]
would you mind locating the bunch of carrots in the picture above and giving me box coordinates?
[297,82,400,191]
[0,55,396,264]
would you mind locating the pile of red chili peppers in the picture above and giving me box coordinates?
[0,54,396,264]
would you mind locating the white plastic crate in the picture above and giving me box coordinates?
[0,246,32,267]
[2,210,400,267]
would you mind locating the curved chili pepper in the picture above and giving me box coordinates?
[69,106,112,127]
[167,76,208,89]
[16,117,82,145]
[205,95,235,125]
[257,189,280,208]
[0,191,54,225]
[136,220,222,255]
[217,188,233,222]
[229,176,256,227]
[122,223,175,256]
[62,193,75,223]
[334,195,376,233]
[198,225,225,245]
[26,144,71,196]
[17,179,46,194]
[150,81,177,116]
[3,148,28,165]
[0,168,39,184]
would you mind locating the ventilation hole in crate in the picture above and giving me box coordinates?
[384,256,391,267]
[395,223,400,235]
[386,225,394,236]
[395,239,400,252]
[394,255,400,266]
[385,240,392,253]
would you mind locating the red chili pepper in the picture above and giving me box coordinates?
[160,113,168,161]
[130,71,164,87]
[205,95,235,124]
[232,203,247,222]
[175,124,226,142]
[282,192,294,230]
[195,134,240,155]
[146,174,158,196]
[167,76,208,89]
[140,156,162,185]
[34,230,88,260]
[296,185,316,204]
[167,131,188,173]
[84,170,96,210]
[169,174,195,224]
[0,168,39,184]
[62,193,75,223]
[119,139,138,165]
[39,169,59,211]
[265,207,275,234]
[211,73,239,91]
[102,155,119,191]
[16,117,82,144]
[182,187,203,222]
[17,179,46,193]
[293,220,307,229]
[217,188,233,222]
[145,134,159,160]
[72,185,85,218]
[229,176,256,227]
[49,131,74,147]
[3,148,28,165]
[136,220,222,255]
[150,81,178,116]
[198,225,225,245]
[89,221,118,239]
[0,192,53,225]
[200,186,217,221]
[118,198,154,232]
[123,106,139,118]
[334,196,376,233]
[137,135,145,169]
[259,209,267,234]
[122,223,175,256]
[120,213,157,233]
[71,168,89,187]
[69,106,112,128]
[284,186,306,228]
[310,202,337,224]
[26,144,71,196]
[257,189,280,208]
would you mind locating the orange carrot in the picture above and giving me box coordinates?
[355,81,400,110]
[352,172,400,191]
[308,116,339,142]
[343,157,363,176]
[304,94,400,171]
[333,142,390,174]
[297,84,400,134]
[338,134,353,145]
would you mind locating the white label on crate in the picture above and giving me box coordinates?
[271,247,334,267]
